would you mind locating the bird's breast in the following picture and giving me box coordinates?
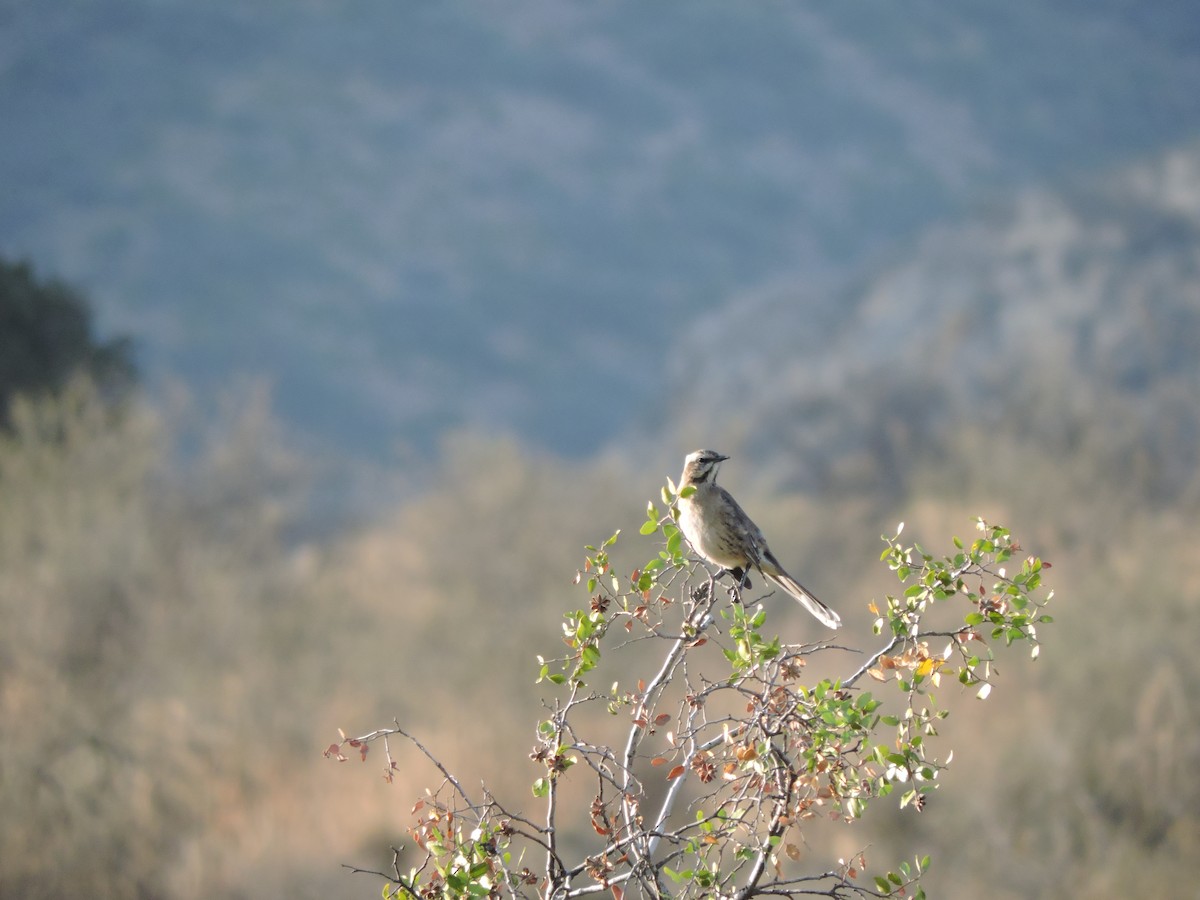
[678,492,744,569]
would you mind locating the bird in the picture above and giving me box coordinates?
[675,449,841,630]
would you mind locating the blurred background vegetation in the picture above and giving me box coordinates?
[3,242,1198,896]
[3,4,1200,898]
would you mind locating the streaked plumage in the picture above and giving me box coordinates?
[676,449,840,630]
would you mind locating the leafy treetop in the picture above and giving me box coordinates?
[327,476,1053,900]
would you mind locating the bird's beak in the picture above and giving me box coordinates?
[715,454,730,462]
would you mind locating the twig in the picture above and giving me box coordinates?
[341,853,421,899]
[843,635,900,689]
[620,574,720,868]
[545,683,581,895]
[389,719,476,809]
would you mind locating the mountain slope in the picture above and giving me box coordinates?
[2,1,1199,459]
[664,141,1200,504]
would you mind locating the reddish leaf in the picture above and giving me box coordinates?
[667,765,686,780]
[650,756,668,767]
[654,714,671,726]
[734,743,757,761]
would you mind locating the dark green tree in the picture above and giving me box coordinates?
[0,257,135,425]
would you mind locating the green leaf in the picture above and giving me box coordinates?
[639,519,658,535]
[468,861,489,879]
[532,778,549,798]
[666,529,683,556]
[874,875,892,893]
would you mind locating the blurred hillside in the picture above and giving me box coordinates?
[4,140,1200,893]
[663,140,1200,509]
[4,3,1200,897]
[3,1,1200,465]
[5,370,1198,898]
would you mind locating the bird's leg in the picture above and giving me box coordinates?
[720,566,748,588]
[720,566,753,603]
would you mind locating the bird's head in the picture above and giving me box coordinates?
[681,449,729,486]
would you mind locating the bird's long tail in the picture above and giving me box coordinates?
[762,569,841,630]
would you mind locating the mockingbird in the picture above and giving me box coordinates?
[676,449,841,630]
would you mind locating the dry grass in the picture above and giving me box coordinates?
[2,384,1197,898]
